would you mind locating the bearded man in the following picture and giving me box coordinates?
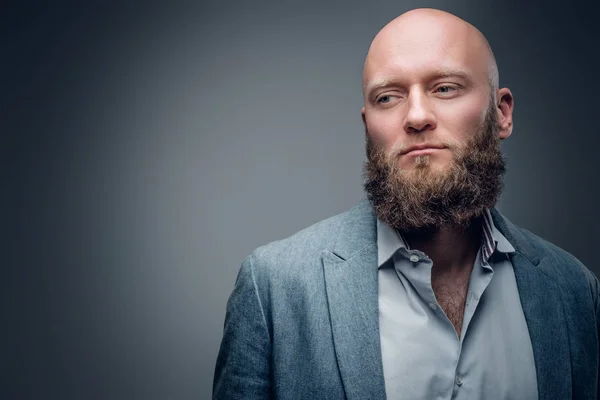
[214,8,600,400]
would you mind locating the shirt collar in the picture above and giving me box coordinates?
[377,209,516,268]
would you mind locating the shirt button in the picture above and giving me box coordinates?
[455,375,464,386]
[409,255,420,263]
[428,302,437,310]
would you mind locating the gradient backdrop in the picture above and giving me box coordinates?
[4,1,599,398]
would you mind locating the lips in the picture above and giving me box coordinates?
[401,144,446,156]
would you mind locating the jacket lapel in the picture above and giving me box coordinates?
[322,201,386,400]
[492,210,572,400]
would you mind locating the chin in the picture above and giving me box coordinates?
[411,155,450,171]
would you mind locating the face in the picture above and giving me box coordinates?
[361,13,513,231]
[361,18,503,174]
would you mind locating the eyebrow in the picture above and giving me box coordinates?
[365,68,473,96]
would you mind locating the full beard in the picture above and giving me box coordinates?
[363,102,506,234]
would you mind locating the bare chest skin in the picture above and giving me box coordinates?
[431,267,472,338]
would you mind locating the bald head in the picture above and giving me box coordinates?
[363,8,499,98]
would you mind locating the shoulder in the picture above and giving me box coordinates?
[244,205,352,286]
[520,224,586,270]
[493,209,598,297]
[240,199,376,286]
[250,212,344,265]
[232,205,361,318]
[526,229,599,300]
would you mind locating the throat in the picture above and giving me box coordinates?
[403,218,482,273]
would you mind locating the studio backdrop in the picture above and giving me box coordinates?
[4,1,599,398]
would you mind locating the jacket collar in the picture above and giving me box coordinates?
[328,199,378,262]
[489,208,541,266]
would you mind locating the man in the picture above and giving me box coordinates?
[213,8,600,400]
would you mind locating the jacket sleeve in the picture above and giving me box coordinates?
[213,255,272,399]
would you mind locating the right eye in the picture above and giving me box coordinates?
[377,95,393,104]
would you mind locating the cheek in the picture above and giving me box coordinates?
[440,103,487,142]
[365,113,403,149]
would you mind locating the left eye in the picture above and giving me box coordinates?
[436,86,456,93]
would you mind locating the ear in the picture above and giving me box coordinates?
[496,88,514,140]
[361,106,367,128]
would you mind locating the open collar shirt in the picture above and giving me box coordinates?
[377,209,538,399]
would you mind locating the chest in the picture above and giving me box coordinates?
[377,261,539,400]
[431,270,470,334]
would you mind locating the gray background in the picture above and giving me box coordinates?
[3,0,599,398]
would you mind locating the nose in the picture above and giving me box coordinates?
[403,91,436,134]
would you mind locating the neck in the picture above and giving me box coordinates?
[402,216,483,272]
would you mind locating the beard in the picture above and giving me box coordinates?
[363,100,506,234]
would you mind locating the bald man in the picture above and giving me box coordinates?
[214,9,600,400]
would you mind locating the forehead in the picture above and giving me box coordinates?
[363,19,489,90]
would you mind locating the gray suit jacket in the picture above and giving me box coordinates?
[214,200,600,399]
